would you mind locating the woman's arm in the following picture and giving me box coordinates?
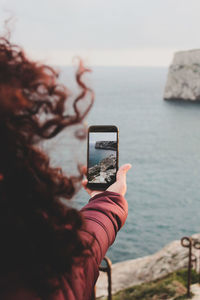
[80,164,131,265]
[80,190,128,265]
[68,164,131,299]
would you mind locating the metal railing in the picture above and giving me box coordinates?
[181,236,200,298]
[92,237,200,299]
[93,256,112,300]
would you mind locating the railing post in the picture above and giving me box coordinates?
[193,239,200,285]
[93,256,112,300]
[191,253,197,272]
[181,236,192,298]
[99,256,112,300]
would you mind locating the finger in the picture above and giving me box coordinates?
[81,165,87,175]
[116,164,132,182]
[82,179,92,195]
[82,179,88,188]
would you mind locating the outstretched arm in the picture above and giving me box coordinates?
[81,190,128,264]
[80,164,131,264]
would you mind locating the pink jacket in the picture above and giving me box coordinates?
[3,191,128,300]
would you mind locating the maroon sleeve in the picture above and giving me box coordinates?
[80,191,128,265]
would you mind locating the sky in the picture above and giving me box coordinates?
[0,0,200,66]
[89,132,117,143]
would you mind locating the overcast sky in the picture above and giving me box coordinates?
[89,132,117,143]
[0,0,200,66]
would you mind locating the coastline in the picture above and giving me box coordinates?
[96,233,200,298]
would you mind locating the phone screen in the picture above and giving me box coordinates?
[87,126,118,189]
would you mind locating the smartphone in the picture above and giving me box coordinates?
[87,125,119,190]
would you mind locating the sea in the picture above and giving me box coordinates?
[88,142,116,167]
[43,66,200,264]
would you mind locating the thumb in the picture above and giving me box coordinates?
[116,164,132,182]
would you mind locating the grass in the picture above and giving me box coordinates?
[97,268,199,300]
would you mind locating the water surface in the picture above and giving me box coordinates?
[45,66,200,263]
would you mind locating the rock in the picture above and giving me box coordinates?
[190,284,200,299]
[164,49,200,101]
[88,165,101,181]
[95,141,117,151]
[100,154,116,171]
[96,233,200,298]
[88,154,116,183]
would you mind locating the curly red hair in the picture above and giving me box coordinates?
[0,34,94,298]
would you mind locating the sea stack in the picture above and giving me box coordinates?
[164,49,200,101]
[95,141,117,151]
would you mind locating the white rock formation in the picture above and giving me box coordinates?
[164,49,200,101]
[190,284,200,300]
[96,233,200,298]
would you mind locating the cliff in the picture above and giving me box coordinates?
[164,49,200,101]
[95,141,117,151]
[96,233,200,298]
[88,154,116,183]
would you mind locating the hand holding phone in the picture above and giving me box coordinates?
[82,164,132,198]
[82,124,131,197]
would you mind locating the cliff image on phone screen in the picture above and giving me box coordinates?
[88,132,117,184]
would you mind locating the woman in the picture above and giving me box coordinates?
[0,34,131,300]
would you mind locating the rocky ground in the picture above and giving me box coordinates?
[98,273,200,300]
[88,154,116,183]
[191,284,200,299]
[96,233,200,298]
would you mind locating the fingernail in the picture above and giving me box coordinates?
[124,164,132,170]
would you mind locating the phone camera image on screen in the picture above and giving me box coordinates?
[88,131,117,185]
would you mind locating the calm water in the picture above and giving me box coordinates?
[44,66,200,264]
[89,142,115,167]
